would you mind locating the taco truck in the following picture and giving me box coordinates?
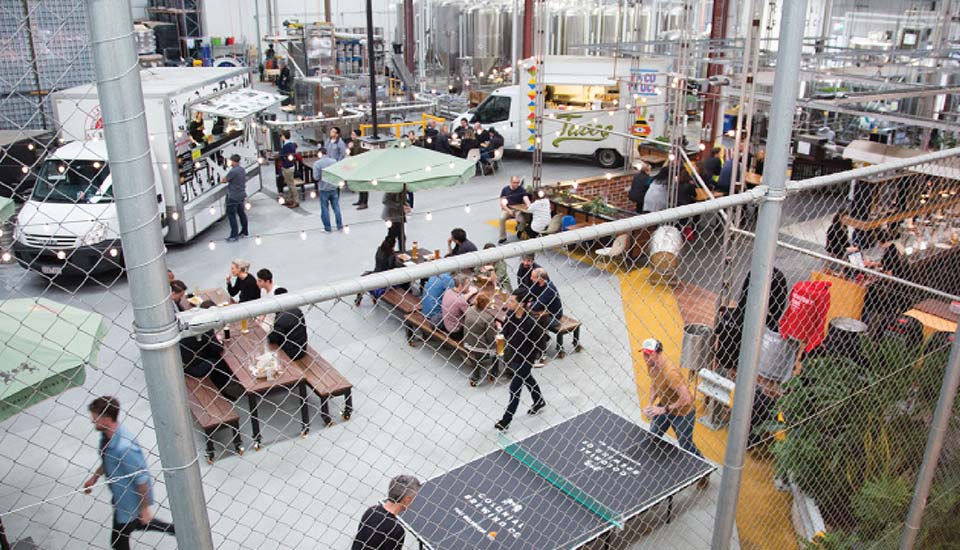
[460,55,671,168]
[14,67,283,276]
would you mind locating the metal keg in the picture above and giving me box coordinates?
[681,324,714,374]
[822,317,867,362]
[648,225,683,274]
[757,328,802,383]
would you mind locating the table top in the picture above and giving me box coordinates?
[196,289,305,394]
[398,406,714,549]
[912,299,959,323]
[404,248,444,265]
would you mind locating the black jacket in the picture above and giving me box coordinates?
[179,330,223,378]
[516,262,541,295]
[628,173,651,206]
[432,132,452,155]
[271,308,308,360]
[227,274,260,303]
[485,133,504,152]
[502,310,544,366]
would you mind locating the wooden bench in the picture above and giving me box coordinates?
[379,288,421,317]
[547,315,583,358]
[184,375,243,463]
[295,347,354,426]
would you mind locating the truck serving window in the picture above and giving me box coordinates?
[32,160,113,204]
[473,95,511,124]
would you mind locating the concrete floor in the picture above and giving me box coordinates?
[0,154,740,549]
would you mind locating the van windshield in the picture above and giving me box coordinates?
[473,95,511,124]
[32,159,113,204]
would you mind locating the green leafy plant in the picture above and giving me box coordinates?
[580,197,617,217]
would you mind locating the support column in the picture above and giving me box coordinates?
[710,0,808,547]
[404,0,415,72]
[701,0,730,151]
[84,1,214,549]
[522,0,534,59]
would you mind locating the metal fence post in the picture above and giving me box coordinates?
[899,324,960,549]
[710,0,808,547]
[84,1,215,548]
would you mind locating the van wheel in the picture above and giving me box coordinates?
[595,149,622,168]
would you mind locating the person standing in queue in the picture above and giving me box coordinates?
[83,397,176,550]
[312,147,343,232]
[352,475,422,550]
[279,130,299,207]
[641,337,709,487]
[349,129,370,210]
[226,259,259,303]
[495,289,547,431]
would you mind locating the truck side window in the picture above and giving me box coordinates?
[474,96,511,124]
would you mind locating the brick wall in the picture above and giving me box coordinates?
[553,171,640,212]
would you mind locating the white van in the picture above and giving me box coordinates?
[13,68,283,276]
[459,56,671,167]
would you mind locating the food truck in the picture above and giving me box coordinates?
[14,67,283,276]
[459,56,671,167]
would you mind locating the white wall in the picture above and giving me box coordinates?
[202,0,400,56]
[131,0,149,19]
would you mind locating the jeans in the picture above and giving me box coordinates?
[499,361,544,425]
[111,516,175,550]
[649,411,703,458]
[318,189,343,231]
[226,201,248,238]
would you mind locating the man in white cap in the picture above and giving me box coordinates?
[641,337,707,485]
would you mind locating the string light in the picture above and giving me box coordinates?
[300,230,307,240]
[109,248,119,257]
[371,179,378,186]
[208,206,216,215]
[278,196,285,205]
[255,235,262,245]
[385,220,392,229]
[1,252,10,262]
[258,157,266,164]
[605,173,613,180]
[309,190,317,199]
[464,204,471,213]
[448,162,455,169]
[699,143,707,151]
[425,212,433,221]
[172,212,180,220]
[537,190,545,198]
[668,153,676,161]
[244,202,252,210]
[208,240,216,250]
[425,165,432,172]
[395,173,402,179]
[343,225,350,234]
[20,166,28,174]
[338,181,345,188]
[56,251,66,260]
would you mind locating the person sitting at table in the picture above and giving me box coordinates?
[188,111,206,145]
[447,227,478,257]
[179,300,240,399]
[454,118,470,139]
[516,253,541,296]
[528,267,563,366]
[480,127,504,165]
[170,279,192,313]
[226,259,260,303]
[498,175,528,244]
[523,192,553,238]
[478,243,513,293]
[267,288,308,361]
[441,274,476,340]
[473,122,490,145]
[463,293,500,386]
[459,129,479,160]
[373,236,411,291]
[863,229,912,325]
[424,119,439,141]
[422,272,454,325]
[432,124,453,155]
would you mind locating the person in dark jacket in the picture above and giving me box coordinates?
[495,290,547,431]
[351,475,421,550]
[226,259,260,303]
[267,288,308,360]
[446,227,477,257]
[349,129,370,210]
[431,124,453,155]
[480,128,504,164]
[459,128,479,159]
[825,208,855,260]
[179,301,239,399]
[516,253,541,296]
[628,162,654,214]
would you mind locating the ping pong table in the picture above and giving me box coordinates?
[398,406,716,549]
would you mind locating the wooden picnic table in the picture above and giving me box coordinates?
[197,289,311,450]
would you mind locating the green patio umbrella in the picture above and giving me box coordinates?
[323,142,476,192]
[0,197,15,224]
[0,298,108,422]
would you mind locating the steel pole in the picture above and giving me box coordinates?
[899,324,960,549]
[403,0,415,72]
[84,1,214,549]
[511,0,520,85]
[366,0,380,138]
[710,0,807,547]
[254,0,263,64]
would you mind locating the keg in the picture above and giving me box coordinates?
[681,324,714,374]
[757,328,801,383]
[648,225,682,273]
[822,317,867,362]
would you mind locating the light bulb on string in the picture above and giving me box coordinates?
[278,196,285,205]
[425,212,433,221]
[338,181,345,189]
[425,165,432,172]
[343,225,350,234]
[464,204,471,214]
[172,212,180,220]
[385,220,392,229]
[448,162,455,169]
[668,153,676,162]
[208,240,216,251]
[208,206,216,215]
[605,173,613,180]
[20,166,28,174]
[309,190,317,199]
[1,252,10,262]
[245,202,252,210]
[395,173,402,179]
[537,189,545,198]
[300,230,307,240]
[109,248,119,258]
[56,251,66,260]
[698,143,706,151]
[255,235,262,245]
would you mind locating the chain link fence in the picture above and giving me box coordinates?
[1,1,960,550]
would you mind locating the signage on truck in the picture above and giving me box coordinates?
[551,113,614,147]
[83,105,105,141]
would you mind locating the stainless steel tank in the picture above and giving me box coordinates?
[431,0,464,73]
[551,6,590,56]
[462,4,509,76]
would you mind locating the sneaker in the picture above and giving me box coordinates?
[533,357,547,368]
[226,236,239,243]
[497,238,507,245]
[527,401,547,416]
[239,233,249,239]
[357,204,368,210]
[494,420,510,431]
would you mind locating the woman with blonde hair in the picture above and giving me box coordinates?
[226,258,259,302]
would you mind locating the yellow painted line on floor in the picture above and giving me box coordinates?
[484,220,798,550]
